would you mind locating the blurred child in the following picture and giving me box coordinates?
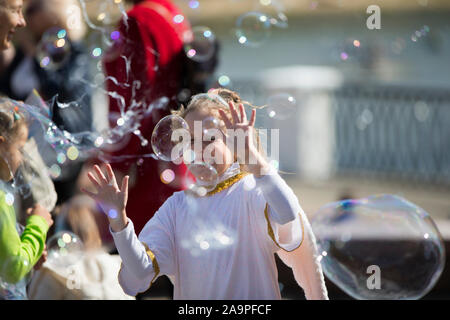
[28,194,135,300]
[0,98,53,299]
[83,89,328,299]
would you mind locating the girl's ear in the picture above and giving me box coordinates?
[0,136,5,144]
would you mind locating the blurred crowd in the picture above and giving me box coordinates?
[0,0,218,300]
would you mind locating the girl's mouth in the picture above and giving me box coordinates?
[7,31,15,41]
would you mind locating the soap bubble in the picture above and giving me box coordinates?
[184,26,216,62]
[36,28,72,70]
[311,194,445,300]
[47,231,84,268]
[266,93,297,120]
[151,115,190,162]
[236,12,271,47]
[186,162,219,193]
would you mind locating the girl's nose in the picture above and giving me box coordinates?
[18,12,27,28]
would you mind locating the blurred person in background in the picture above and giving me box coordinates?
[0,0,93,205]
[28,194,135,300]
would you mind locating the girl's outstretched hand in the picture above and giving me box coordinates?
[81,163,129,232]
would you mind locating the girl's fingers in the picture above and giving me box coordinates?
[105,163,118,187]
[239,104,247,123]
[121,175,129,198]
[218,109,233,129]
[87,172,102,189]
[249,109,256,127]
[94,165,109,185]
[228,101,240,124]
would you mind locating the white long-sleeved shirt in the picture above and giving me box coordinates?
[111,166,328,299]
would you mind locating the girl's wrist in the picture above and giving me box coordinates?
[110,211,128,233]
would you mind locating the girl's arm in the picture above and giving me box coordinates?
[0,198,50,284]
[82,164,151,278]
[82,164,175,296]
[254,166,299,225]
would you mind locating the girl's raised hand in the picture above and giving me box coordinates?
[81,163,129,232]
[218,102,269,177]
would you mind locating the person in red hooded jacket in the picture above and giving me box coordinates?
[103,0,202,236]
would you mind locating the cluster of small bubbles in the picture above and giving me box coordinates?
[36,28,72,70]
[160,169,176,184]
[151,115,190,162]
[47,232,84,268]
[235,12,271,47]
[311,194,445,300]
[266,93,296,120]
[184,26,216,62]
[411,25,430,42]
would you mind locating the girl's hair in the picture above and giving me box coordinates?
[0,98,27,141]
[57,195,103,251]
[173,88,267,160]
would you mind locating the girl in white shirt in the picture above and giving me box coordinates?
[82,89,328,300]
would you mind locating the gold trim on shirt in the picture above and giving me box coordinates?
[117,242,160,295]
[184,172,249,197]
[141,242,160,291]
[264,203,304,252]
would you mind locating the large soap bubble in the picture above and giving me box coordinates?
[46,231,84,268]
[311,194,445,300]
[151,115,190,162]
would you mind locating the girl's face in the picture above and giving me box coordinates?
[0,0,26,50]
[184,108,234,177]
[0,125,28,181]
